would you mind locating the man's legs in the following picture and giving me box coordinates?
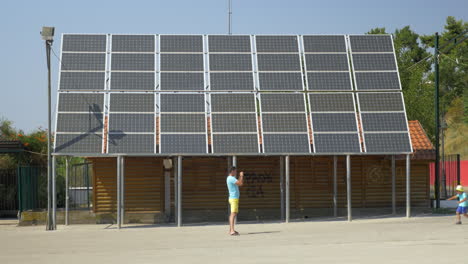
[229,212,237,234]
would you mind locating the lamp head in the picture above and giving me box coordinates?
[41,27,55,41]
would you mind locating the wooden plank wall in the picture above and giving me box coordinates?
[90,156,430,214]
[90,157,164,213]
[290,156,430,210]
[180,157,281,210]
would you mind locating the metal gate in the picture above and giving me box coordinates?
[68,163,93,210]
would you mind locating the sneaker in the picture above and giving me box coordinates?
[455,222,462,225]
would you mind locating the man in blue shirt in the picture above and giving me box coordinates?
[226,166,244,236]
[447,185,468,224]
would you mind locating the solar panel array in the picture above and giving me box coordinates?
[54,34,412,155]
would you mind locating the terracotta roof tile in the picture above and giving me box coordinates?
[408,120,434,150]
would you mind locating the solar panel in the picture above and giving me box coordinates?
[258,72,303,91]
[304,54,349,71]
[110,94,154,112]
[302,35,347,53]
[257,54,301,71]
[211,113,258,133]
[108,113,154,133]
[212,134,259,153]
[355,72,400,90]
[260,93,306,112]
[255,36,299,53]
[363,133,412,153]
[211,94,256,112]
[261,113,308,132]
[56,113,104,133]
[308,93,355,112]
[54,33,411,155]
[111,35,155,52]
[259,93,310,153]
[160,114,206,133]
[160,94,205,112]
[357,92,404,112]
[160,72,204,91]
[208,35,251,52]
[210,72,254,91]
[59,72,105,91]
[62,34,107,52]
[209,54,252,71]
[360,113,408,132]
[159,93,207,154]
[110,72,154,90]
[160,54,204,71]
[311,113,357,132]
[160,134,207,153]
[349,35,393,53]
[349,35,400,92]
[108,133,154,153]
[111,54,155,71]
[58,93,104,112]
[313,133,361,153]
[263,134,310,153]
[160,35,203,53]
[307,72,352,91]
[61,53,106,71]
[210,92,259,153]
[55,133,103,153]
[352,53,396,71]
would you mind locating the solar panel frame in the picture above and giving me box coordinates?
[349,34,402,92]
[54,133,103,154]
[62,34,107,52]
[159,92,208,154]
[356,91,413,153]
[302,35,354,92]
[210,92,260,154]
[259,93,311,154]
[308,92,362,153]
[254,35,305,92]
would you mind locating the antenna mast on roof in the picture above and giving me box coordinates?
[228,0,232,35]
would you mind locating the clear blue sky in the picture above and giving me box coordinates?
[0,0,466,133]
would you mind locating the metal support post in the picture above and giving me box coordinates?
[285,155,290,223]
[346,155,351,222]
[232,156,237,167]
[333,156,338,217]
[280,157,285,221]
[392,155,396,215]
[121,156,125,225]
[177,156,182,227]
[117,156,121,229]
[434,32,440,209]
[406,154,411,218]
[52,156,56,228]
[65,158,69,225]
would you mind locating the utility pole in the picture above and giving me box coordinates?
[434,32,440,209]
[41,26,55,230]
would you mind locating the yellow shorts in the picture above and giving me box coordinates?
[229,198,239,213]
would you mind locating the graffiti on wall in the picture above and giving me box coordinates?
[244,172,273,198]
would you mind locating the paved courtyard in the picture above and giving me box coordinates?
[0,215,467,264]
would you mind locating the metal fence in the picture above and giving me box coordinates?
[68,163,93,210]
[431,154,461,199]
[18,166,48,211]
[0,169,18,215]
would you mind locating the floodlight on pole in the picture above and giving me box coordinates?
[41,26,56,231]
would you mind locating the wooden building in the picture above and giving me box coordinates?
[87,121,434,224]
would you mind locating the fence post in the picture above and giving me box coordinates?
[457,154,461,185]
